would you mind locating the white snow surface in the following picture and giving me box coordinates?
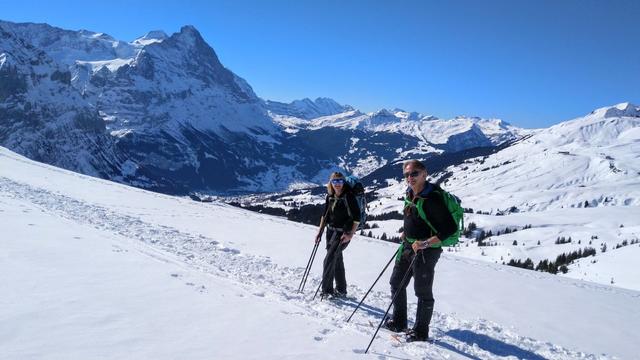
[361,105,640,293]
[2,146,639,359]
[441,103,640,212]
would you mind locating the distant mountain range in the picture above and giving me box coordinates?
[1,20,631,196]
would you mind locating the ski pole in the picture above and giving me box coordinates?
[300,206,331,292]
[365,254,417,354]
[298,241,320,293]
[346,249,397,322]
[312,231,341,301]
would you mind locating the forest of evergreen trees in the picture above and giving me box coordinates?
[507,247,597,274]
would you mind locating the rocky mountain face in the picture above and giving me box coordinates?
[0,22,126,180]
[0,20,525,194]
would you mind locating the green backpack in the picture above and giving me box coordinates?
[403,184,464,247]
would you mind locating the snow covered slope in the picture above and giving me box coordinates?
[355,103,640,292]
[2,145,639,359]
[442,102,640,212]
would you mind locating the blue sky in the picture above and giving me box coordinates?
[1,0,639,128]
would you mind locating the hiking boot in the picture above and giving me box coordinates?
[320,290,334,299]
[405,329,428,342]
[334,290,347,299]
[382,319,406,333]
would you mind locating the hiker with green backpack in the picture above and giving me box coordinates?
[383,159,461,342]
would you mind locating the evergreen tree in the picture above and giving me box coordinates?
[523,258,534,270]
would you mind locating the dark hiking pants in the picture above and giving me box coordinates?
[322,228,349,294]
[389,246,442,337]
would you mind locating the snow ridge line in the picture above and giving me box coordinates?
[0,177,606,359]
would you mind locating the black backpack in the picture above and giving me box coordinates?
[343,175,367,230]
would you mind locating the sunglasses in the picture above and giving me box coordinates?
[403,170,421,179]
[331,179,345,185]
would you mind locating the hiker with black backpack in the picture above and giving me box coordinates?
[383,159,458,342]
[315,172,361,299]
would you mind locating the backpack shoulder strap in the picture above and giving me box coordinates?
[404,193,438,236]
[341,193,354,219]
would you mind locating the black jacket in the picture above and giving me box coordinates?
[323,191,360,232]
[403,183,456,241]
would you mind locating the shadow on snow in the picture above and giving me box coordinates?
[445,329,547,360]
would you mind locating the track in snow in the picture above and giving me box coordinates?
[0,176,612,359]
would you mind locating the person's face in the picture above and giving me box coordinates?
[331,178,344,194]
[403,163,426,189]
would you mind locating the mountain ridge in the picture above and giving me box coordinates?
[1,19,636,195]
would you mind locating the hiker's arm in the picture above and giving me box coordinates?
[341,221,358,243]
[424,192,456,241]
[340,194,360,243]
[347,193,361,222]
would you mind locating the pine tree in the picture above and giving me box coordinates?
[523,258,534,270]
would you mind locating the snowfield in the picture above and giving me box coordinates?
[352,103,640,296]
[2,146,640,359]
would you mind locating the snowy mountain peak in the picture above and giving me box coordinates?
[393,109,424,121]
[265,97,353,119]
[172,25,205,47]
[79,30,116,41]
[537,102,640,148]
[589,102,640,119]
[372,108,394,117]
[132,30,168,46]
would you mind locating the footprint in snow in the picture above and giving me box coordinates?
[220,247,240,255]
